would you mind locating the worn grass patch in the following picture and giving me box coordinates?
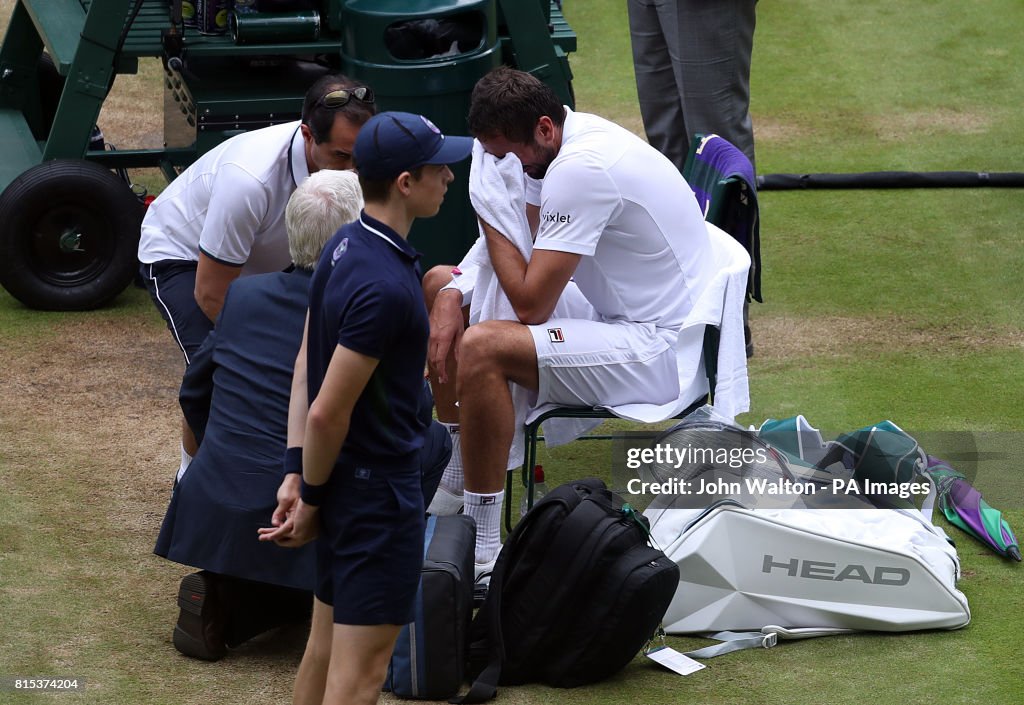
[0,290,307,704]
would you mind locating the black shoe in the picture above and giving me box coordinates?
[222,578,312,648]
[173,571,227,661]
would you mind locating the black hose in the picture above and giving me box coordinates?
[757,171,1024,190]
[113,0,148,60]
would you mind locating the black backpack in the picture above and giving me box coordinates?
[454,478,679,702]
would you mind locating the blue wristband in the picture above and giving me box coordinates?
[300,478,327,507]
[283,447,302,475]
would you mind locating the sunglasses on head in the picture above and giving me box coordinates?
[319,86,375,109]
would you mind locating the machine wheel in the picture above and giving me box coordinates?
[0,160,142,311]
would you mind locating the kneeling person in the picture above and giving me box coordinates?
[260,112,472,705]
[155,169,364,661]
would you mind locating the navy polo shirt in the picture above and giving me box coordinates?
[306,211,429,468]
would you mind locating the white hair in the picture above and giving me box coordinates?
[286,170,364,270]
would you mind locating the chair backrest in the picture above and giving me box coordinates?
[694,222,751,419]
[683,133,762,303]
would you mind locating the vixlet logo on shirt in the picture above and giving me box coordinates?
[541,210,573,224]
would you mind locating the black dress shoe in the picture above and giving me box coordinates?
[222,577,313,648]
[173,571,227,661]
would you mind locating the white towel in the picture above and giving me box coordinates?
[467,140,530,325]
[682,222,750,419]
[467,140,600,469]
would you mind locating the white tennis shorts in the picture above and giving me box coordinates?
[528,318,680,408]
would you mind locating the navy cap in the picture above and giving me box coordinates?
[354,111,473,181]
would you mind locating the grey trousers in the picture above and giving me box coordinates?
[628,0,757,172]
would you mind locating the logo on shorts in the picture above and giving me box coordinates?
[547,328,565,343]
[355,467,371,480]
[331,237,349,265]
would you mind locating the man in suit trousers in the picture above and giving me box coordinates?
[154,170,452,660]
[627,0,758,170]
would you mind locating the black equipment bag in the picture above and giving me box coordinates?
[386,514,476,700]
[453,478,679,702]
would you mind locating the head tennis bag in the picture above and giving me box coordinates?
[646,501,969,638]
[642,414,969,654]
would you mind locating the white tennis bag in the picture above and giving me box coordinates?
[641,411,971,656]
[646,503,970,640]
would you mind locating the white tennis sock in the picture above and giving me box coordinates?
[440,423,464,495]
[176,444,194,483]
[463,489,504,564]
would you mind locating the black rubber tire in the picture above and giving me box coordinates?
[0,160,142,311]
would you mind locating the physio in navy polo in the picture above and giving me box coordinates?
[258,112,472,705]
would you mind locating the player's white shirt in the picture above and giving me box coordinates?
[532,108,714,333]
[138,121,309,275]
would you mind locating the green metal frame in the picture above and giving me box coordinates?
[0,0,160,190]
[0,0,121,165]
[498,0,575,106]
[0,0,578,308]
[0,0,348,193]
[1,0,577,195]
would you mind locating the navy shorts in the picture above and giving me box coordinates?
[140,260,214,364]
[315,462,425,626]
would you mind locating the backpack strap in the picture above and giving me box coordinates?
[449,566,504,703]
[683,626,854,659]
